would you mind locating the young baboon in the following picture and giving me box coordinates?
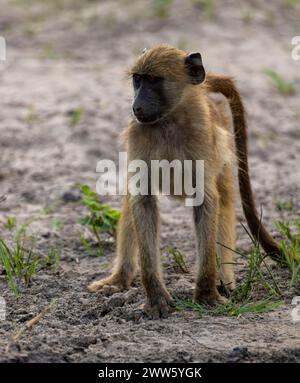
[88,45,282,318]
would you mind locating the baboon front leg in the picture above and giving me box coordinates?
[88,195,138,293]
[131,195,174,318]
[193,189,226,305]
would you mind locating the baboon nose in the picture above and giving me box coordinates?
[133,106,143,114]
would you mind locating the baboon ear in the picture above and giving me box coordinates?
[184,52,206,85]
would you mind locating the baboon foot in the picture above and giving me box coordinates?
[194,287,228,306]
[88,274,131,295]
[142,291,175,319]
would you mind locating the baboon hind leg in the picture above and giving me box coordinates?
[193,183,227,305]
[217,168,236,291]
[88,194,138,293]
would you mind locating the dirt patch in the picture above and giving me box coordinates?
[0,0,300,362]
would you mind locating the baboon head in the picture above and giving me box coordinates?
[129,45,206,124]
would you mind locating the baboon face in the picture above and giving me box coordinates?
[132,73,167,124]
[130,45,206,125]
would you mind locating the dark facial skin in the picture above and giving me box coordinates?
[132,74,167,124]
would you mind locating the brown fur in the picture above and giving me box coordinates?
[88,45,283,318]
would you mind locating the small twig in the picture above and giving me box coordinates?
[12,299,57,341]
[0,195,7,203]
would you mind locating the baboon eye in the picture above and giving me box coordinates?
[148,76,161,84]
[133,74,142,85]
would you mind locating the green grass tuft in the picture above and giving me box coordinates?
[3,216,17,231]
[264,69,296,95]
[174,295,282,318]
[69,107,84,127]
[0,216,61,295]
[276,198,293,211]
[152,0,174,19]
[0,237,39,294]
[276,220,300,287]
[166,246,188,273]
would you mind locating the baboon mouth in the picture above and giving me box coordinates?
[134,114,162,125]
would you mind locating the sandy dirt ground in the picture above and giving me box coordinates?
[0,0,300,362]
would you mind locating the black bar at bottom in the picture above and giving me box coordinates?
[0,363,299,381]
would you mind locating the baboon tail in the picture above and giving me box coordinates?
[205,73,283,263]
